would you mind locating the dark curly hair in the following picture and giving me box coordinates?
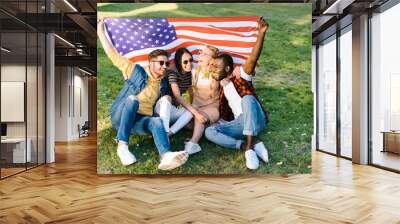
[174,48,192,73]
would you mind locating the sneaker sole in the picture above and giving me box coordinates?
[158,153,188,170]
[186,148,201,155]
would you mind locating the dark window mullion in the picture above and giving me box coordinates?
[316,44,319,151]
[336,24,341,157]
[25,0,28,171]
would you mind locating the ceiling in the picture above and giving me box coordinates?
[312,0,391,43]
[0,0,97,75]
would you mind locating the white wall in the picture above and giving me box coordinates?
[54,67,89,141]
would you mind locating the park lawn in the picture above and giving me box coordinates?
[97,3,312,175]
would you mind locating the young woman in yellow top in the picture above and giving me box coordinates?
[184,46,221,154]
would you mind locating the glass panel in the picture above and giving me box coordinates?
[27,31,38,169]
[371,4,400,171]
[318,35,337,154]
[340,26,352,158]
[26,0,39,169]
[1,31,27,177]
[38,32,45,165]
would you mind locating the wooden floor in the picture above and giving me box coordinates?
[0,135,400,223]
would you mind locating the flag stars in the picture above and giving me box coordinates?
[105,18,177,54]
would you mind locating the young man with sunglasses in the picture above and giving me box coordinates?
[98,18,188,170]
[206,18,269,170]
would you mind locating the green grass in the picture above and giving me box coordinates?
[97,3,312,175]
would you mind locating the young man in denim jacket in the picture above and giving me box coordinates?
[98,18,188,170]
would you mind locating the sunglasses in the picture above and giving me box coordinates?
[183,58,194,65]
[152,60,170,67]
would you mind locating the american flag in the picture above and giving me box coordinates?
[103,16,260,66]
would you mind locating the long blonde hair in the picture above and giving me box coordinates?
[192,46,220,98]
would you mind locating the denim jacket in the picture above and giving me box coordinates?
[110,64,169,117]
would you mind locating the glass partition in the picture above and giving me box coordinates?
[0,0,46,179]
[317,34,337,154]
[339,26,352,158]
[371,3,400,171]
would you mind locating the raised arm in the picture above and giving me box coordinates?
[97,17,133,80]
[242,17,269,75]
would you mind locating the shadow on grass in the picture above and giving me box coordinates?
[97,85,312,175]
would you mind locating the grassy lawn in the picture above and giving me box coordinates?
[97,3,312,175]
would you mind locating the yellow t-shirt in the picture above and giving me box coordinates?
[136,67,161,116]
[108,51,161,116]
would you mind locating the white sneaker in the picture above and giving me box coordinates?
[184,141,202,155]
[254,142,269,163]
[117,144,136,166]
[158,151,189,170]
[245,150,259,170]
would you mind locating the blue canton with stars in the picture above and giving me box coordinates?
[104,18,177,55]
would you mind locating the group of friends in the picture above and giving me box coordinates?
[97,17,270,171]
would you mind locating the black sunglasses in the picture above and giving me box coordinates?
[152,60,170,67]
[183,58,194,65]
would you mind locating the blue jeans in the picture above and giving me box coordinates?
[205,95,266,149]
[111,95,170,156]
